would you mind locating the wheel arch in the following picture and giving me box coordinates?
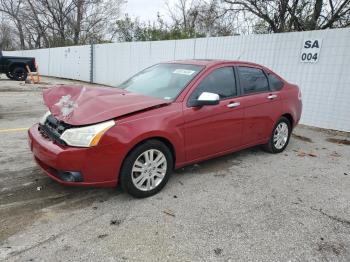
[119,135,177,179]
[9,62,26,72]
[281,113,294,128]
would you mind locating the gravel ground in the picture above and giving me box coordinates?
[0,76,349,262]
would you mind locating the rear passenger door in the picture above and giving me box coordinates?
[236,66,283,145]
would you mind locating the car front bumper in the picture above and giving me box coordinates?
[28,124,122,187]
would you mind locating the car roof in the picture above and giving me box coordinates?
[167,59,264,68]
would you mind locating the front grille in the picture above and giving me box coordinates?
[38,115,71,145]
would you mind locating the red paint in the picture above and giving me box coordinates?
[43,85,169,125]
[28,60,302,187]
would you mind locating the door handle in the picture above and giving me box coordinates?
[267,94,278,100]
[227,102,240,108]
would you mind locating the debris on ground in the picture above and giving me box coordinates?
[344,173,348,176]
[163,209,175,217]
[297,150,306,157]
[173,195,178,199]
[329,151,341,157]
[292,197,303,205]
[98,234,108,239]
[214,248,223,255]
[292,133,313,143]
[296,150,318,157]
[308,152,318,157]
[326,138,350,145]
[36,186,42,191]
[317,241,346,256]
[110,219,122,226]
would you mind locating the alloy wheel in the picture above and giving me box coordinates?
[273,122,289,149]
[131,149,167,191]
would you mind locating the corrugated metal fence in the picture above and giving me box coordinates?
[4,28,350,132]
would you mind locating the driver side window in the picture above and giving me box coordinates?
[189,67,237,101]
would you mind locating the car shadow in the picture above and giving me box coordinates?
[0,166,119,242]
[0,146,263,242]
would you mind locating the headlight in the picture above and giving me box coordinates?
[60,120,115,147]
[39,111,51,125]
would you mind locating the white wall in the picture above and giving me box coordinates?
[4,28,350,132]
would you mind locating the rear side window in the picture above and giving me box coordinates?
[189,67,237,100]
[238,67,269,94]
[268,73,284,91]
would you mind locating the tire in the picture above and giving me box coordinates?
[6,72,14,79]
[263,116,291,153]
[12,67,28,81]
[120,139,173,198]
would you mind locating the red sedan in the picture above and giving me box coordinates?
[28,60,302,198]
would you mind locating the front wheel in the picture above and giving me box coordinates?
[263,117,291,153]
[120,140,173,198]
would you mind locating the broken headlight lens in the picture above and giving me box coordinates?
[60,120,115,147]
[39,111,51,125]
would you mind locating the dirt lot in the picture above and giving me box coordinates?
[0,75,350,261]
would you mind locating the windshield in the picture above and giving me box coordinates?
[118,63,204,100]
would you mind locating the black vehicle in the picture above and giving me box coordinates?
[0,50,36,81]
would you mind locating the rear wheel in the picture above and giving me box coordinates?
[12,67,27,81]
[263,116,291,153]
[120,140,173,198]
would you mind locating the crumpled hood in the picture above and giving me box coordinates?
[43,85,169,125]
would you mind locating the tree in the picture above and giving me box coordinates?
[165,0,243,37]
[113,0,244,42]
[0,17,17,50]
[114,13,205,42]
[0,0,125,49]
[223,0,350,33]
[0,0,25,49]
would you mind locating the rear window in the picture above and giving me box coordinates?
[268,73,284,91]
[238,67,269,94]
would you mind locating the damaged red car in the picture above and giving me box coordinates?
[28,60,302,198]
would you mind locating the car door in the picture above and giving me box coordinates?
[183,66,244,161]
[236,66,283,145]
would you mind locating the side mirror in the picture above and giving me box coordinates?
[189,92,220,107]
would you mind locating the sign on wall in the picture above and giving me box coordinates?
[300,39,322,63]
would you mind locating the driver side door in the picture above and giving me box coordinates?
[183,66,244,162]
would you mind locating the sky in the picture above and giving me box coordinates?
[123,0,175,22]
